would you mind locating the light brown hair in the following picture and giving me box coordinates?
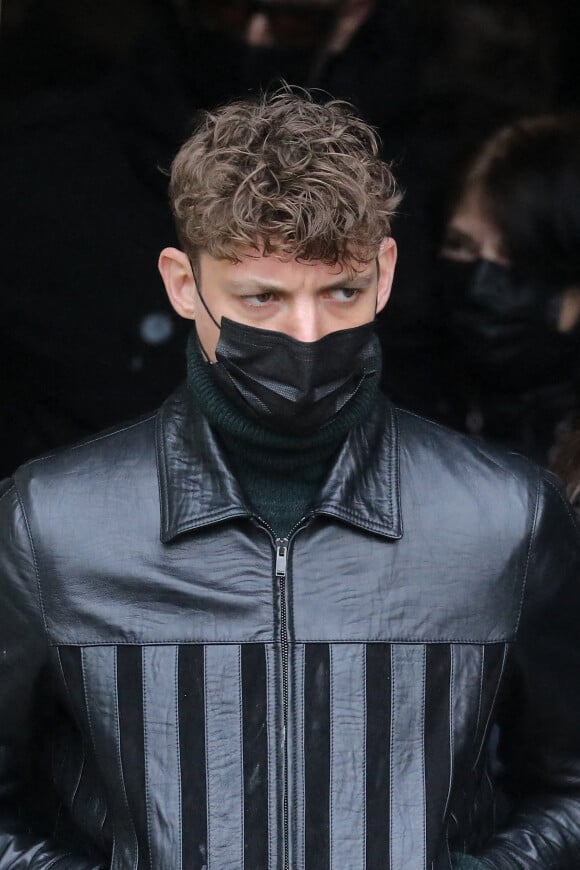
[169,89,401,272]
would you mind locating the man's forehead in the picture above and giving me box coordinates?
[199,248,377,283]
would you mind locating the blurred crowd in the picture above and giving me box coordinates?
[2,0,580,503]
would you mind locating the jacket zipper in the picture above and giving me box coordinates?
[275,537,290,870]
[255,515,309,870]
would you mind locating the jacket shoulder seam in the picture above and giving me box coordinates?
[68,413,157,452]
[396,407,539,473]
[395,406,452,434]
[514,469,541,633]
[13,483,51,642]
[0,481,15,503]
[22,413,157,468]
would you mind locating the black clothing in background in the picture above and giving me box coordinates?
[0,80,193,477]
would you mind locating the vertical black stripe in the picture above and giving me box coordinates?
[424,644,452,861]
[116,646,150,870]
[304,643,330,870]
[178,645,207,870]
[242,644,269,869]
[365,643,391,870]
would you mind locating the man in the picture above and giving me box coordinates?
[1,90,579,870]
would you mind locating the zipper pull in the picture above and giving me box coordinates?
[275,539,289,577]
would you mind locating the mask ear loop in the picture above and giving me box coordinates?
[188,258,222,362]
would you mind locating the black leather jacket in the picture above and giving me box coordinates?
[1,386,580,870]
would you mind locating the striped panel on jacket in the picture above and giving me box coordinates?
[55,641,507,870]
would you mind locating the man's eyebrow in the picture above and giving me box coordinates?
[224,274,375,293]
[322,274,375,290]
[225,279,287,293]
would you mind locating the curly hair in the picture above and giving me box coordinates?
[169,89,401,271]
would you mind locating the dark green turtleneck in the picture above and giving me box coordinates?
[186,330,382,538]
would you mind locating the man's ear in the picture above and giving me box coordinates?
[158,247,196,320]
[376,237,397,314]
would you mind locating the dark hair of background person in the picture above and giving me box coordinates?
[446,113,580,286]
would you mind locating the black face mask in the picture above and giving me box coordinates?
[206,317,380,434]
[438,257,579,391]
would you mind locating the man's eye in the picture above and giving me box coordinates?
[330,288,361,302]
[243,292,276,307]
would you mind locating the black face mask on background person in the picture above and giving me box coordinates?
[438,257,580,392]
[194,285,381,435]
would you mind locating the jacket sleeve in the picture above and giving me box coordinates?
[0,480,104,870]
[476,472,580,870]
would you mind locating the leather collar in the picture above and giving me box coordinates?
[157,385,402,542]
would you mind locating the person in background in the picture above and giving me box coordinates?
[437,113,580,463]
